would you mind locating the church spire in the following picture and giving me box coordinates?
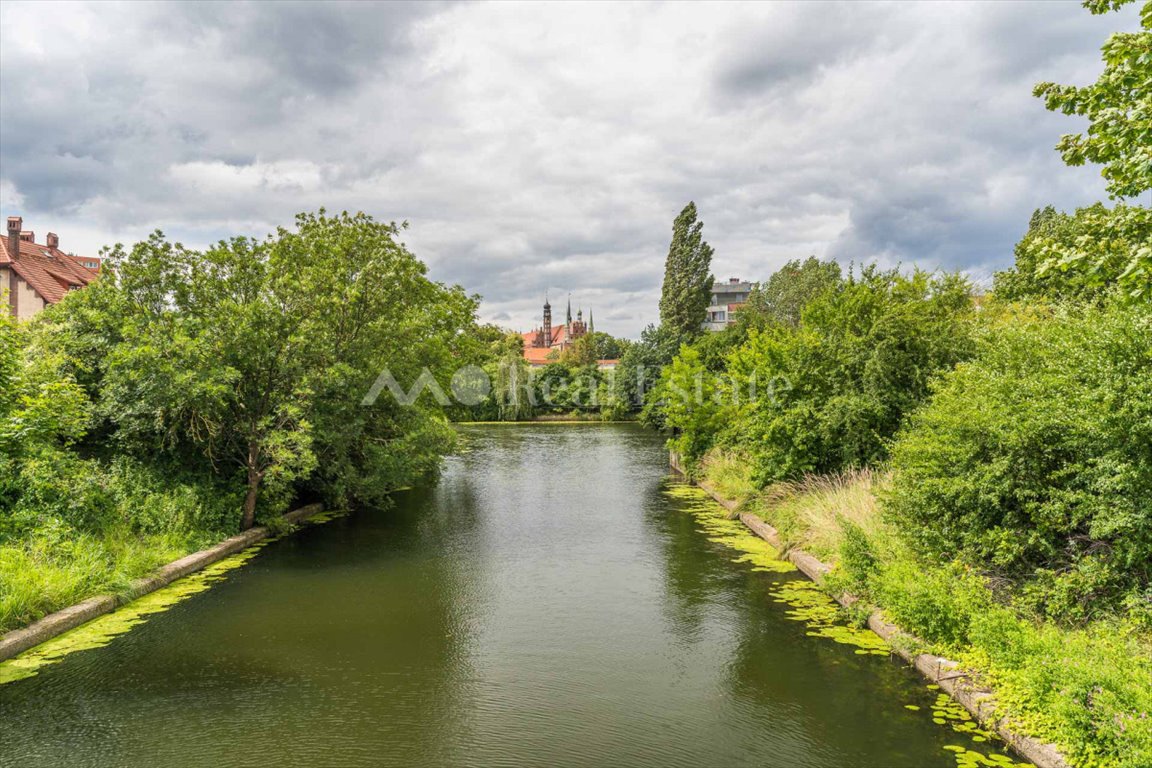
[541,292,552,348]
[589,308,594,334]
[566,295,572,325]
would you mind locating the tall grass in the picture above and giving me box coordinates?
[753,468,885,562]
[0,529,204,633]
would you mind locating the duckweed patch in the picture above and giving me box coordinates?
[770,580,890,655]
[915,688,1031,768]
[664,484,794,574]
[667,480,1039,766]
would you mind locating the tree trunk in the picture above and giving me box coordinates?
[241,445,262,529]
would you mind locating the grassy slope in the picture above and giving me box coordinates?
[0,530,209,634]
[699,449,1152,768]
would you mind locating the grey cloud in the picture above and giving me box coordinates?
[714,4,891,102]
[1,1,1136,338]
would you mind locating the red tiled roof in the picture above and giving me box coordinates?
[523,345,560,365]
[1,235,100,304]
[520,325,567,349]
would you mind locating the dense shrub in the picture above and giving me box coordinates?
[724,266,975,482]
[886,300,1152,618]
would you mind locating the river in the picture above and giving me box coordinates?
[1,424,1024,767]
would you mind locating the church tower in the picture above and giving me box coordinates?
[541,294,552,348]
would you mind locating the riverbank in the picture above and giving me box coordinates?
[683,449,1152,768]
[0,503,324,660]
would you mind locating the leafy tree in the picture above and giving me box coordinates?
[722,267,976,483]
[740,256,843,329]
[488,333,534,421]
[651,347,725,468]
[995,203,1152,303]
[1025,0,1152,303]
[658,202,715,345]
[583,330,628,360]
[535,362,573,411]
[47,211,475,529]
[618,324,679,424]
[1033,0,1151,200]
[561,335,600,366]
[691,324,746,373]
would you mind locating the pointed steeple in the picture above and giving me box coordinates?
[589,308,594,334]
[566,295,572,324]
[541,292,552,348]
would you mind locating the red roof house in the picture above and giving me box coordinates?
[1,216,100,319]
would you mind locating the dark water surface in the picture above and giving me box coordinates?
[3,424,998,767]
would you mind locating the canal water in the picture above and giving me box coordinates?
[1,424,1023,767]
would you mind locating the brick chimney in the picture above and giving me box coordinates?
[5,216,20,317]
[6,216,21,256]
[46,232,59,249]
[19,231,33,242]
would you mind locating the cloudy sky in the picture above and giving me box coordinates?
[0,1,1140,337]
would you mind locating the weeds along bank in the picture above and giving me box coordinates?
[0,211,485,634]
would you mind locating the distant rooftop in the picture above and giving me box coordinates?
[712,277,753,292]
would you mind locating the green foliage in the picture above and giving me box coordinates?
[1032,0,1151,200]
[32,211,476,526]
[871,559,1152,768]
[886,301,1152,619]
[837,520,879,595]
[995,204,1152,304]
[724,267,975,483]
[739,256,843,330]
[713,463,1152,768]
[650,347,724,469]
[583,330,629,361]
[691,324,746,373]
[658,202,715,346]
[0,210,478,629]
[621,324,679,425]
[491,340,536,422]
[652,266,974,479]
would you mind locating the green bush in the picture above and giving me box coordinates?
[725,266,976,483]
[886,300,1152,618]
[837,520,879,595]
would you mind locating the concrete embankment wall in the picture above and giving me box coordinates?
[669,452,1070,768]
[0,503,324,662]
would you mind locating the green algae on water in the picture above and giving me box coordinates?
[664,483,889,655]
[663,484,794,573]
[919,688,1031,768]
[770,579,890,655]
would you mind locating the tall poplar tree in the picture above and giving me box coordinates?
[659,202,715,345]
